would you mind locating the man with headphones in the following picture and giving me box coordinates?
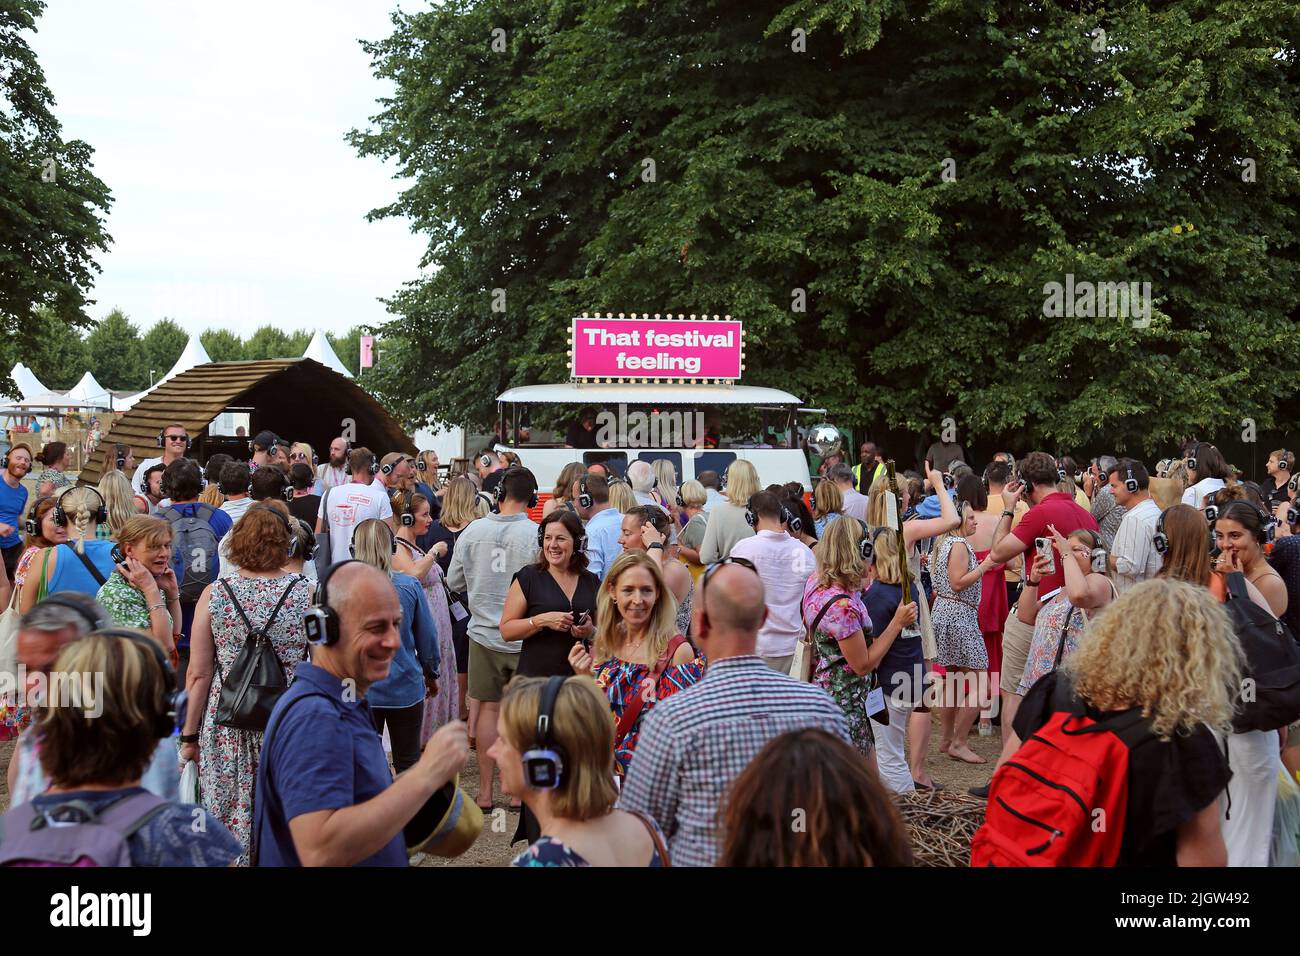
[570,472,623,579]
[376,452,415,494]
[131,422,191,496]
[446,466,539,811]
[1104,458,1162,594]
[318,436,352,492]
[474,450,506,494]
[619,558,850,867]
[315,447,396,564]
[728,491,817,673]
[0,441,32,582]
[1265,448,1296,512]
[255,561,470,867]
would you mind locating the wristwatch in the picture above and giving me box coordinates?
[179,733,199,744]
[648,542,665,551]
[1001,510,1014,518]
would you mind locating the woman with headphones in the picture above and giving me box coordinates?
[348,518,440,781]
[18,486,117,613]
[491,675,668,867]
[1014,524,1116,697]
[95,515,182,661]
[1183,442,1234,509]
[1214,501,1288,618]
[501,510,599,679]
[391,491,459,735]
[0,630,242,867]
[181,501,312,866]
[802,516,916,762]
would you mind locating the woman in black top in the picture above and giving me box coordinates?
[286,463,321,528]
[500,510,598,677]
[1012,578,1237,866]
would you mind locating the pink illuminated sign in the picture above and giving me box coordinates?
[570,317,743,380]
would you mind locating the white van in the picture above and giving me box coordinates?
[490,382,819,514]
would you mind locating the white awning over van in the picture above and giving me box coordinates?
[496,383,802,406]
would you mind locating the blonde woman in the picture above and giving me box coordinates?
[803,517,915,761]
[96,470,138,539]
[19,486,116,611]
[96,514,181,659]
[812,479,843,538]
[651,458,679,524]
[429,475,479,724]
[605,476,637,514]
[675,480,709,582]
[699,460,759,563]
[567,551,702,775]
[492,676,669,867]
[289,442,322,494]
[1007,578,1240,865]
[543,462,587,519]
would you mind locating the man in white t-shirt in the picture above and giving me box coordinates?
[728,491,816,672]
[316,447,394,563]
[132,422,191,494]
[1106,458,1162,595]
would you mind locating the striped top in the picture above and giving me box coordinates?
[618,655,850,867]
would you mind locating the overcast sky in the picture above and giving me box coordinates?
[29,0,427,340]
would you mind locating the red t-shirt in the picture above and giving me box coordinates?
[1011,492,1100,595]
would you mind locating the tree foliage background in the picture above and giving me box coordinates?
[351,0,1300,459]
[0,0,112,388]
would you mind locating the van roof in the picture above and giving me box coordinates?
[495,383,802,405]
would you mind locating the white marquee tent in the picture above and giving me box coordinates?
[303,330,353,378]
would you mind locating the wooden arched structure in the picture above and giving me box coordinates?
[79,359,414,484]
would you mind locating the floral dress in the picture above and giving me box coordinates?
[201,573,312,866]
[592,649,704,774]
[802,576,874,754]
[1017,594,1087,696]
[674,579,694,638]
[397,538,459,738]
[511,815,668,867]
[930,534,987,669]
[12,545,38,591]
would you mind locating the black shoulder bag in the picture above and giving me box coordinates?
[214,576,304,731]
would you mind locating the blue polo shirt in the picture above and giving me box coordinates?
[254,662,407,867]
[0,477,27,550]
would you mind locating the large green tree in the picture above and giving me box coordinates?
[140,317,187,379]
[351,0,1300,457]
[200,328,245,362]
[17,304,88,391]
[85,308,147,390]
[0,0,112,396]
[243,325,309,361]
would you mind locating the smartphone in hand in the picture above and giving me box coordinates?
[1034,536,1056,576]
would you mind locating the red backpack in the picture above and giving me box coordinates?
[971,686,1150,867]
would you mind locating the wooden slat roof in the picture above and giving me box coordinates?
[79,358,415,485]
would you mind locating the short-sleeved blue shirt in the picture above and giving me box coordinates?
[0,477,28,550]
[254,662,406,867]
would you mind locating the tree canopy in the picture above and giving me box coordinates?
[0,0,112,393]
[350,0,1300,457]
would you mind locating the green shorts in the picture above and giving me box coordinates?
[468,641,520,703]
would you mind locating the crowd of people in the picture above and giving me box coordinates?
[2,427,1299,869]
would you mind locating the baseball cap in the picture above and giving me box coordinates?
[252,430,281,450]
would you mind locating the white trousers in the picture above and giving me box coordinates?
[1218,729,1279,867]
[874,698,916,794]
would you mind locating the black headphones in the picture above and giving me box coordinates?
[268,467,293,502]
[743,503,803,534]
[537,515,587,552]
[479,454,493,469]
[1123,462,1139,494]
[53,486,108,527]
[416,455,428,472]
[368,454,379,476]
[675,491,685,508]
[1153,509,1169,554]
[1289,502,1300,529]
[1279,450,1291,473]
[1187,442,1203,473]
[1204,504,1219,524]
[1290,474,1300,496]
[157,429,191,449]
[855,519,873,561]
[89,626,182,739]
[304,559,361,646]
[399,491,415,527]
[495,471,538,511]
[578,475,593,510]
[522,675,567,789]
[114,443,128,470]
[474,491,495,514]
